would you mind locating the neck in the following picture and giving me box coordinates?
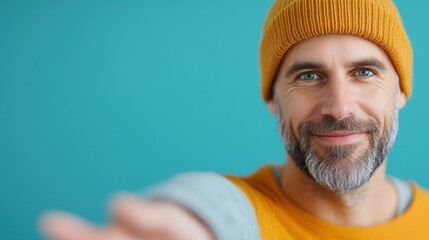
[279,155,398,226]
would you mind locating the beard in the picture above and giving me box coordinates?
[276,105,398,193]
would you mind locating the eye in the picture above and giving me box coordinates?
[355,69,375,77]
[298,72,320,81]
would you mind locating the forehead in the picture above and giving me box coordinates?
[280,34,395,70]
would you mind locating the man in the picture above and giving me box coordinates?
[41,0,429,239]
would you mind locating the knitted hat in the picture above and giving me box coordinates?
[260,0,413,102]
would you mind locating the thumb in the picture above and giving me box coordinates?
[110,194,214,240]
[111,195,177,235]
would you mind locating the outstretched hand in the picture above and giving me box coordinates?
[39,194,215,240]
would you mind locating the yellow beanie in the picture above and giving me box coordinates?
[260,0,413,102]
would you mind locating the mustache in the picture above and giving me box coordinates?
[299,115,380,135]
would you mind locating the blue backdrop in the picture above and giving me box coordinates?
[1,0,428,239]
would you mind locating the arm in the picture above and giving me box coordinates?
[143,172,261,240]
[40,172,260,240]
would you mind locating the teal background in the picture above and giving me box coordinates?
[0,0,428,239]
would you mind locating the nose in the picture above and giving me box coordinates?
[320,79,357,120]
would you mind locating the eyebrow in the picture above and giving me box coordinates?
[346,58,387,72]
[284,62,325,78]
[284,57,387,79]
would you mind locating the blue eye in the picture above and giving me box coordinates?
[356,69,374,77]
[298,72,319,81]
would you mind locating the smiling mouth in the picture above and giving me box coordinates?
[313,131,366,145]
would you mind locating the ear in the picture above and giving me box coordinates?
[267,100,278,116]
[395,91,406,109]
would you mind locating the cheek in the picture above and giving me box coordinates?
[280,94,319,131]
[359,86,396,120]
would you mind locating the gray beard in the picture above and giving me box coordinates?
[276,108,398,193]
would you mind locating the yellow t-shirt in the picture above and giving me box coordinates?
[227,166,429,240]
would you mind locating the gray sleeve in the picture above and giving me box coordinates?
[142,172,261,240]
[388,175,413,216]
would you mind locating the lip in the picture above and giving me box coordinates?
[313,131,365,145]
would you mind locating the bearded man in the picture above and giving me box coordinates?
[41,0,429,239]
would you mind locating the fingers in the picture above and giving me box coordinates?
[39,211,138,240]
[39,193,214,240]
[39,211,95,240]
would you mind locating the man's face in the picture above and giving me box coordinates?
[268,35,406,192]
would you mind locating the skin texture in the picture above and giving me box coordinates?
[39,34,408,239]
[268,34,406,226]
